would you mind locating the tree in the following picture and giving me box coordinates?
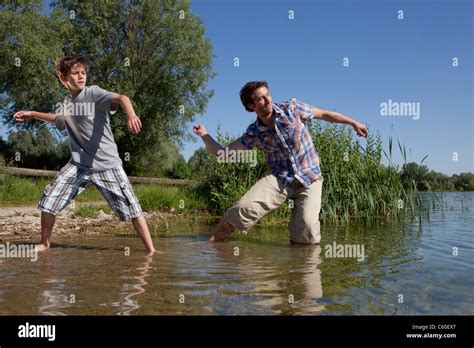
[132,139,183,177]
[188,147,213,179]
[0,0,70,128]
[452,173,474,192]
[1,0,215,175]
[400,162,430,191]
[6,130,36,167]
[4,126,69,169]
[400,163,473,192]
[166,154,191,179]
[0,137,11,166]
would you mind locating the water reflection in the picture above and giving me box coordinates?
[206,241,325,314]
[37,251,71,315]
[289,245,325,314]
[35,244,156,315]
[117,254,154,315]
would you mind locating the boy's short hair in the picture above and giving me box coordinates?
[54,53,88,77]
[240,81,269,112]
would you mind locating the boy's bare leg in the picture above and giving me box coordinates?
[209,219,235,242]
[37,211,56,252]
[131,215,156,253]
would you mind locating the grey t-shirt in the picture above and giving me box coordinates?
[55,85,123,172]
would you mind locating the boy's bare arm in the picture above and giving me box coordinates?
[312,108,368,137]
[14,111,57,123]
[111,94,142,134]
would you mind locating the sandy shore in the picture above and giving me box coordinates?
[0,201,177,242]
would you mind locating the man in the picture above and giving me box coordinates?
[193,81,368,244]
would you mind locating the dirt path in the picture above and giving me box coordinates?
[0,201,172,242]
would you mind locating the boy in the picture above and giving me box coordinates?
[194,81,368,244]
[13,53,155,253]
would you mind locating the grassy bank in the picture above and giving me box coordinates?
[0,174,207,213]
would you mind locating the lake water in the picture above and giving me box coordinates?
[1,192,472,315]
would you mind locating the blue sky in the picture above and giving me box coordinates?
[185,0,473,175]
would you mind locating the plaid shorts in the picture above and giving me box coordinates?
[38,161,143,221]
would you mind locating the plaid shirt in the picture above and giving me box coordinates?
[240,99,322,187]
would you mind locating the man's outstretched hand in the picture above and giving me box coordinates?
[352,122,368,137]
[193,124,208,137]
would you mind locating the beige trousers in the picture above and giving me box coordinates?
[223,174,323,244]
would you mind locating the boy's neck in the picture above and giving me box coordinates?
[69,87,84,99]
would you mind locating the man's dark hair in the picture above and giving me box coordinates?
[54,52,88,77]
[239,81,269,112]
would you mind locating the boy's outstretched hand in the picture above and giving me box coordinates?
[193,124,208,137]
[127,115,142,134]
[13,111,33,122]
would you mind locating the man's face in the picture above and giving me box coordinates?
[250,86,273,115]
[61,63,87,91]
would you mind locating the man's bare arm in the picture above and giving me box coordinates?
[312,108,368,137]
[193,124,245,156]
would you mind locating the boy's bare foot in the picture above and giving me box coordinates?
[35,243,50,252]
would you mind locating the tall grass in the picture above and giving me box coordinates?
[0,175,116,205]
[196,122,421,226]
[0,175,52,206]
[310,122,417,225]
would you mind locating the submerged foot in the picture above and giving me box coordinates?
[146,248,156,256]
[35,243,50,252]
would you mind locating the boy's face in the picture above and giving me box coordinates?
[61,63,87,91]
[249,86,273,115]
